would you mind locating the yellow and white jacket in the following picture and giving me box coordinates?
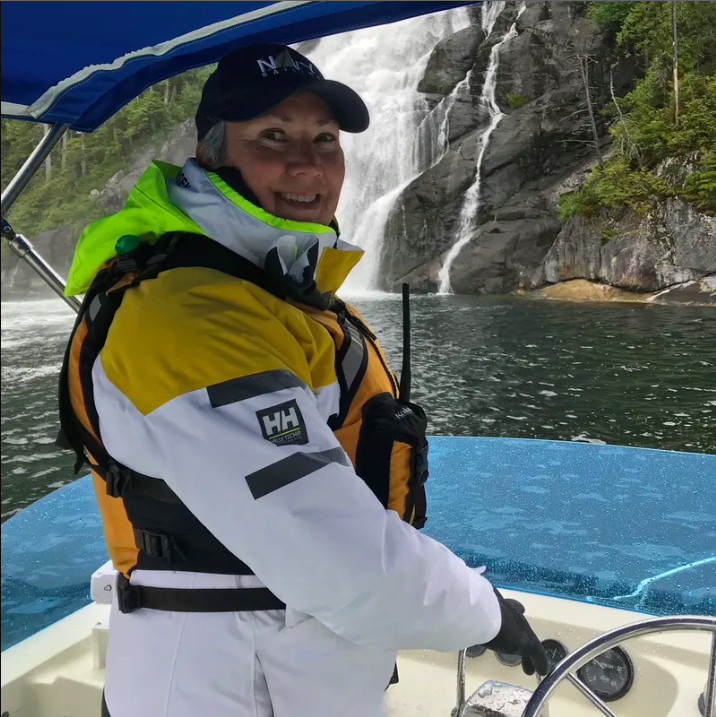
[63,158,501,717]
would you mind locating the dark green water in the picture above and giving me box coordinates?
[2,295,715,521]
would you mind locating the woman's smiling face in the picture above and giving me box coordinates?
[214,92,345,225]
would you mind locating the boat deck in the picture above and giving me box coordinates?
[2,589,712,717]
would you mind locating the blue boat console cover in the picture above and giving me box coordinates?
[2,437,713,652]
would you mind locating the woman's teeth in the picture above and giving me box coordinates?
[280,193,318,203]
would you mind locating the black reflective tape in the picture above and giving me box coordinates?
[207,370,307,408]
[246,447,349,499]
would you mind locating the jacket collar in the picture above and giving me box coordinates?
[167,159,362,299]
[65,159,363,300]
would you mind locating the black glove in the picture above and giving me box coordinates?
[483,589,549,676]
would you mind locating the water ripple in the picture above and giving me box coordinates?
[2,294,715,520]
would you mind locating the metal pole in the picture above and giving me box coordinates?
[452,649,466,717]
[704,632,716,717]
[1,123,70,219]
[2,221,80,312]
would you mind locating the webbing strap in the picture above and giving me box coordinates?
[131,232,286,298]
[99,461,182,503]
[116,574,285,614]
[59,232,280,500]
[329,310,369,430]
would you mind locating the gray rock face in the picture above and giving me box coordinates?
[381,0,643,295]
[97,120,196,213]
[2,121,197,297]
[417,26,486,95]
[648,275,716,305]
[539,199,716,292]
[388,211,560,294]
[449,216,562,294]
[2,226,76,297]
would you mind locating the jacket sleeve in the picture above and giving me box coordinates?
[95,339,501,653]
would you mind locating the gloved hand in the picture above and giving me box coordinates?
[482,589,549,676]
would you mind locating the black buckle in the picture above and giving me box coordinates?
[133,529,172,560]
[114,255,138,273]
[105,463,132,498]
[413,441,429,486]
[116,574,141,614]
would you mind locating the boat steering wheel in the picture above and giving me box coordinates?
[522,614,716,717]
[454,614,716,717]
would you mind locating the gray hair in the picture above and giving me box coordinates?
[200,121,227,167]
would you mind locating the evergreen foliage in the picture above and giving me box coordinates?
[563,1,716,219]
[1,67,212,238]
[506,92,526,109]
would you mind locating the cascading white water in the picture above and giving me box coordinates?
[8,261,22,289]
[481,0,507,35]
[304,7,470,292]
[438,1,526,295]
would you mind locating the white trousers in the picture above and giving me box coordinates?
[103,572,395,717]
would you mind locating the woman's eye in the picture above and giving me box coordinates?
[315,133,338,144]
[261,129,287,142]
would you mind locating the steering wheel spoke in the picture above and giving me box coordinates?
[565,673,620,717]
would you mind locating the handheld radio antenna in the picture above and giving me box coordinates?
[399,283,411,403]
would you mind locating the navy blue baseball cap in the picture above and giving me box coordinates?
[196,43,370,140]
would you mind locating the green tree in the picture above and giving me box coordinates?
[587,2,636,35]
[1,65,213,239]
[565,1,716,218]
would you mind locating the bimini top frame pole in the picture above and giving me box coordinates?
[2,220,80,312]
[1,122,79,312]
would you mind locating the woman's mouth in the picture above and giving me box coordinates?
[277,192,320,207]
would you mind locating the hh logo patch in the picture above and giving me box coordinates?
[256,400,308,446]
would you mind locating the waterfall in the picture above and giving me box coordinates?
[438,2,526,295]
[481,0,507,35]
[304,7,470,291]
[8,260,22,289]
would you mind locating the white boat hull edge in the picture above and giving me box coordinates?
[2,581,710,717]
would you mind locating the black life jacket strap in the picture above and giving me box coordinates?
[134,231,287,298]
[56,265,113,474]
[327,298,369,430]
[403,433,428,529]
[116,573,285,614]
[97,461,183,504]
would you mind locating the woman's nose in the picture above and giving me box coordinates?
[285,140,322,178]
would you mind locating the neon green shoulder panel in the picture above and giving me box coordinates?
[65,161,207,296]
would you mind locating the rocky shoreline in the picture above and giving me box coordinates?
[518,276,715,306]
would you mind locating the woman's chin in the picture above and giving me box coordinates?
[275,208,329,225]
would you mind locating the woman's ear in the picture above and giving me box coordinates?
[195,143,212,170]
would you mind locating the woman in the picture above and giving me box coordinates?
[60,42,547,717]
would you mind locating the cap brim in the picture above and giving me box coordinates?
[215,78,369,134]
[302,79,370,133]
